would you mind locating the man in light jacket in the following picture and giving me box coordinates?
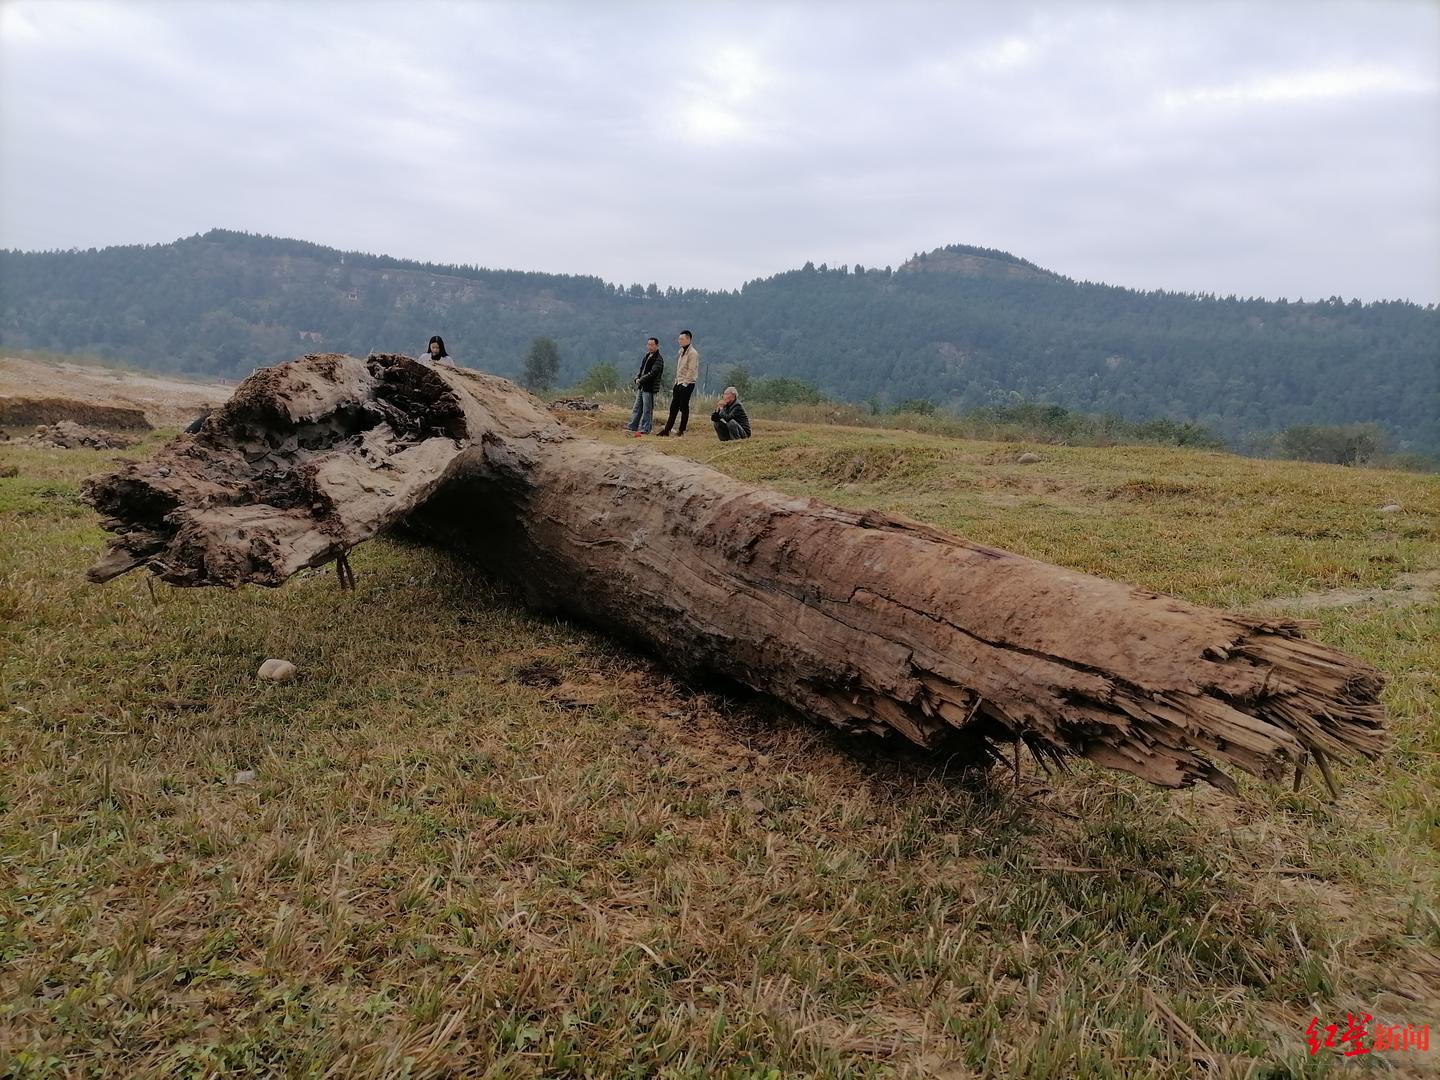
[711,385,751,441]
[656,329,700,437]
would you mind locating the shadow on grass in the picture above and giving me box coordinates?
[404,532,1052,820]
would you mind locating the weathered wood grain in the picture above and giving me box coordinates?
[84,354,1389,793]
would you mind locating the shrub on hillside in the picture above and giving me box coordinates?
[1275,423,1385,466]
[722,365,752,397]
[522,336,561,392]
[893,399,938,415]
[748,377,828,405]
[579,361,621,395]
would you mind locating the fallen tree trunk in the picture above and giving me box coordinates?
[84,353,1389,793]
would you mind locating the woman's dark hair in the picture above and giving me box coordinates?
[427,335,448,358]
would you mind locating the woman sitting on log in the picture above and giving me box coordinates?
[711,386,751,441]
[421,335,453,365]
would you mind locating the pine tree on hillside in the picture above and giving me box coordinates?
[523,337,561,393]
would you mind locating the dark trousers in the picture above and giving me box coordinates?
[659,383,695,435]
[713,418,750,441]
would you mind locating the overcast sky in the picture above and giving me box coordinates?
[1,1,1436,301]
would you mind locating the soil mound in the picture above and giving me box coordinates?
[29,420,135,449]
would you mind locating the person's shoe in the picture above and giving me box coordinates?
[633,432,646,438]
[655,430,670,437]
[675,431,685,438]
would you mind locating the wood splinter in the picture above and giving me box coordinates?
[335,551,355,591]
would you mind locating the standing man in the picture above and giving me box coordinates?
[710,385,751,441]
[656,329,700,437]
[625,337,665,437]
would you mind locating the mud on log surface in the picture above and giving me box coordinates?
[84,354,1389,793]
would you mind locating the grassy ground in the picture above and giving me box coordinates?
[2,412,1437,1078]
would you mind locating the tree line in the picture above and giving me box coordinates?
[1,229,1435,456]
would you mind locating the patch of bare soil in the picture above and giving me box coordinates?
[1255,570,1440,613]
[0,356,228,429]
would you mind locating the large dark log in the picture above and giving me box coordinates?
[84,354,1389,793]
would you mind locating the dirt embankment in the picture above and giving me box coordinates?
[0,356,228,431]
[0,398,151,431]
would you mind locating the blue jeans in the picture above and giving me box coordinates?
[627,389,655,433]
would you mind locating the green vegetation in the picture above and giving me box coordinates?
[521,336,561,394]
[966,402,1227,450]
[578,361,621,396]
[2,415,1436,1075]
[693,393,1231,451]
[3,229,1436,454]
[721,365,752,398]
[893,399,938,416]
[1276,422,1386,467]
[722,368,830,407]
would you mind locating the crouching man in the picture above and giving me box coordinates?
[711,386,751,441]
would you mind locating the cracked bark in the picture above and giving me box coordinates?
[84,354,1389,794]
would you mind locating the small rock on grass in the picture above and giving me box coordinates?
[257,658,297,682]
[1378,504,1403,513]
[1017,452,1042,464]
[233,770,258,785]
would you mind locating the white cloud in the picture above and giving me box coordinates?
[974,35,1037,72]
[0,0,1436,300]
[921,31,1045,90]
[0,3,41,42]
[1160,64,1438,111]
[667,43,778,145]
[679,103,748,144]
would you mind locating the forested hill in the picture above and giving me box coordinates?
[1,229,1436,452]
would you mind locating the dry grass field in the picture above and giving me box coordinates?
[2,393,1437,1077]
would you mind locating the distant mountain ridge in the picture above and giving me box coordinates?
[1,229,1436,453]
[899,244,1062,283]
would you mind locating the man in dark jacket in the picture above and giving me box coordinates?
[625,337,665,437]
[710,385,751,441]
